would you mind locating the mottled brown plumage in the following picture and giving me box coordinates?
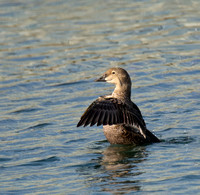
[77,67,160,145]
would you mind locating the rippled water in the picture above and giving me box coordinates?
[1,0,200,194]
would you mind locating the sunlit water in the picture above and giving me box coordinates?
[0,0,200,194]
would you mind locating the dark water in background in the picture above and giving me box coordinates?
[0,0,200,194]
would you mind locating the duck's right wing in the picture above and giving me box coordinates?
[77,97,146,132]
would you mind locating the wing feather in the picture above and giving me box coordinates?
[77,96,147,137]
[99,110,105,125]
[83,110,94,127]
[109,112,114,125]
[90,111,99,126]
[96,111,102,126]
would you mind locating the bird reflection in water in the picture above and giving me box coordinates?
[77,143,148,194]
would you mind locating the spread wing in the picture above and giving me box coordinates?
[77,97,146,132]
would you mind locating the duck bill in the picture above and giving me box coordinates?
[95,75,106,82]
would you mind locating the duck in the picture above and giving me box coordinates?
[77,67,160,145]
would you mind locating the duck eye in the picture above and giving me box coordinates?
[112,71,115,74]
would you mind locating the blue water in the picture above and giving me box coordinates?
[0,0,200,194]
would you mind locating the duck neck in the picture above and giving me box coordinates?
[112,83,131,100]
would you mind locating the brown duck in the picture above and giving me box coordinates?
[77,67,160,145]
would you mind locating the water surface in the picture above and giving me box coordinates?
[0,0,200,194]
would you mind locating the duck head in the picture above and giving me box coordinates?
[96,67,132,99]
